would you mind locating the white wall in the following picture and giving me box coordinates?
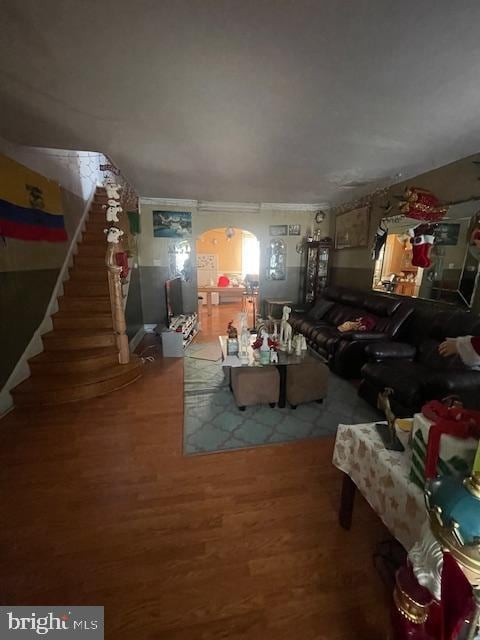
[0,137,103,201]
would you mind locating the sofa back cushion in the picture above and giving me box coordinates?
[309,298,335,321]
[320,286,409,337]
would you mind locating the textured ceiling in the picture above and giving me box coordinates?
[1,0,480,203]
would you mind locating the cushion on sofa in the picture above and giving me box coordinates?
[309,298,335,321]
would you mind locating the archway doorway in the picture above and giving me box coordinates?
[196,227,260,328]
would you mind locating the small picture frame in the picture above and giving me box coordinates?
[288,224,301,236]
[269,224,288,236]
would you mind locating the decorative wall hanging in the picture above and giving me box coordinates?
[397,187,448,222]
[196,253,217,270]
[152,211,192,238]
[127,210,140,235]
[269,224,288,236]
[288,224,301,236]
[334,206,370,249]
[168,240,192,281]
[266,239,286,280]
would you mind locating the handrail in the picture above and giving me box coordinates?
[100,167,138,366]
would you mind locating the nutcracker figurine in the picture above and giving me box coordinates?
[391,469,480,639]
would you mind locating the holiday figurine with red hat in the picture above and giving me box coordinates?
[439,335,480,369]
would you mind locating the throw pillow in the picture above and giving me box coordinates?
[309,299,334,321]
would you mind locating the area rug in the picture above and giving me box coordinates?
[185,342,222,362]
[183,342,380,455]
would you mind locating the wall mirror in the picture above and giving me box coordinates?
[266,239,286,280]
[372,201,480,307]
[168,240,193,281]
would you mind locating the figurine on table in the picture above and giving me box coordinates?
[227,320,238,339]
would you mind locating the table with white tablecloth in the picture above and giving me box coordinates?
[332,422,427,551]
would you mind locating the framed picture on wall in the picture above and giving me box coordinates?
[334,206,369,249]
[288,224,301,236]
[152,210,192,238]
[435,223,461,246]
[269,224,288,236]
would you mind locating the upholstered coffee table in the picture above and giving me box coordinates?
[219,335,328,409]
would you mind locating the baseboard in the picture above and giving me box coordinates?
[129,326,146,352]
[0,187,98,419]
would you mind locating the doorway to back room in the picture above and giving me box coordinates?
[196,227,260,325]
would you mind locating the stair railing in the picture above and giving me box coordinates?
[106,242,130,364]
[100,167,138,366]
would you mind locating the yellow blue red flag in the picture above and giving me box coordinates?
[0,153,67,242]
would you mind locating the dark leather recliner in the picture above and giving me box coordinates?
[359,307,480,416]
[289,286,413,378]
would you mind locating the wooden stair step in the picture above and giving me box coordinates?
[76,244,105,257]
[69,268,109,282]
[82,231,105,243]
[73,255,105,267]
[87,215,109,225]
[42,328,116,350]
[52,312,113,330]
[13,359,142,406]
[63,281,109,296]
[85,222,107,233]
[89,209,105,218]
[58,296,111,312]
[29,347,118,374]
[80,238,107,247]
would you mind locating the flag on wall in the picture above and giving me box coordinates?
[0,153,67,242]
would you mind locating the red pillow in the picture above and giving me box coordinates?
[358,315,376,332]
[217,275,230,287]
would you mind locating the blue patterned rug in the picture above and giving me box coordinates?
[183,342,380,455]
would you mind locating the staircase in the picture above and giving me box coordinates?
[12,188,143,407]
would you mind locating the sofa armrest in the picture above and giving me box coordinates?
[342,332,389,342]
[365,341,416,361]
[422,370,480,397]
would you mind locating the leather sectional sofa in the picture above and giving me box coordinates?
[289,286,413,378]
[359,306,480,416]
[290,286,480,416]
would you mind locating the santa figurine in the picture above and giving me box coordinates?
[439,336,480,370]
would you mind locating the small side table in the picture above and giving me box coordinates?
[332,423,425,551]
[264,298,294,320]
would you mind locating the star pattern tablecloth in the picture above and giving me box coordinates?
[332,423,427,551]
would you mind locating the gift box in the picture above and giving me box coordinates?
[410,412,478,489]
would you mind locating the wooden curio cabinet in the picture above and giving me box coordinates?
[303,240,332,304]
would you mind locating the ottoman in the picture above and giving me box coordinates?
[286,360,329,408]
[231,367,280,410]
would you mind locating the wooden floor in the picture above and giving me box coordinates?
[0,302,391,639]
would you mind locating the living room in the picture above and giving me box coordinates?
[1,2,480,639]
